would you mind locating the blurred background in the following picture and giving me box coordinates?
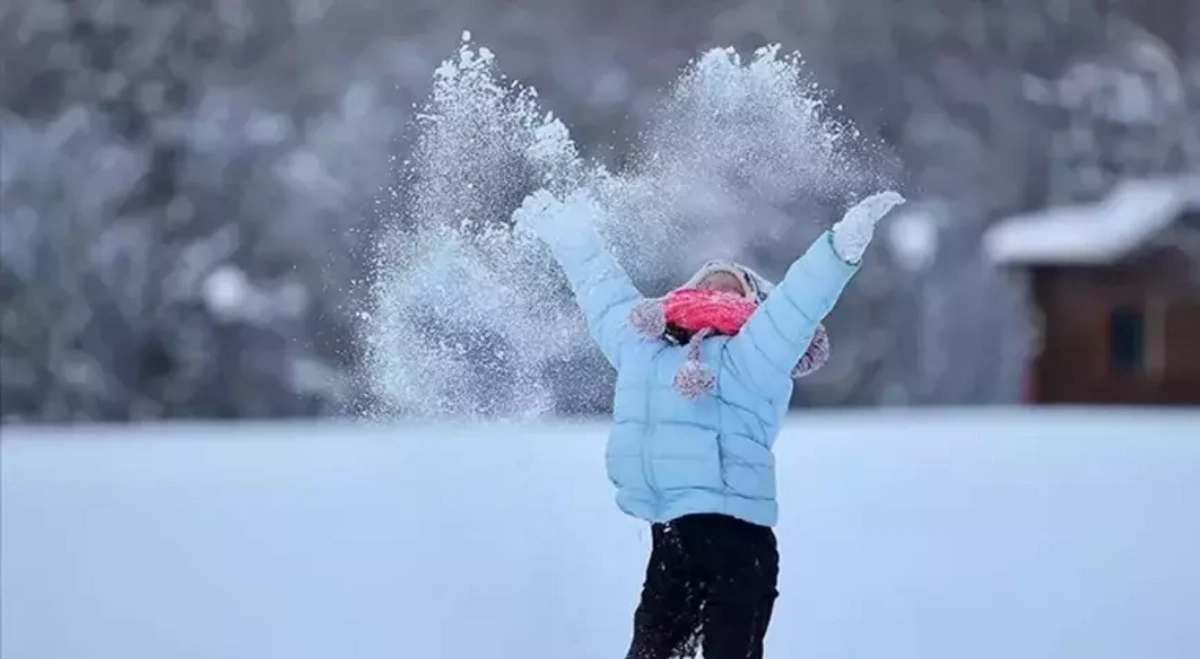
[2,0,1199,423]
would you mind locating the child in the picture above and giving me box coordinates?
[515,187,904,659]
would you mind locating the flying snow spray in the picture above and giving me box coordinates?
[362,32,891,420]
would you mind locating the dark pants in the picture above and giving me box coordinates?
[625,514,779,659]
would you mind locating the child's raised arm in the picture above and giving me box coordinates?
[724,191,905,392]
[515,189,644,369]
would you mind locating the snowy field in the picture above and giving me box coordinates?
[3,408,1199,659]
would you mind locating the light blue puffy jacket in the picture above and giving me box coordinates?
[538,221,860,528]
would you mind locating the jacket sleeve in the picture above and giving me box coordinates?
[533,220,643,369]
[723,231,859,392]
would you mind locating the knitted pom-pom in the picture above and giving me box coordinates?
[792,323,830,378]
[673,360,716,399]
[628,298,666,338]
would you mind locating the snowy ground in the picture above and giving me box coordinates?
[3,408,1199,659]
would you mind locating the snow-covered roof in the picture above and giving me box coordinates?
[984,176,1200,266]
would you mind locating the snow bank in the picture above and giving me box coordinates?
[3,408,1199,658]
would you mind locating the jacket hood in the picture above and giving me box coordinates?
[680,260,775,304]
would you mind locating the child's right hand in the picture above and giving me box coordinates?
[513,187,604,240]
[513,189,560,237]
[831,190,906,264]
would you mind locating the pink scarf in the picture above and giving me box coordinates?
[628,287,830,399]
[662,288,758,337]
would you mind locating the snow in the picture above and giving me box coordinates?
[886,204,940,271]
[202,264,250,318]
[364,41,886,420]
[983,176,1200,265]
[3,409,1199,659]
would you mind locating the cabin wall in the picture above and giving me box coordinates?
[1031,246,1200,404]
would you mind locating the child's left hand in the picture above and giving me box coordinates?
[831,190,906,264]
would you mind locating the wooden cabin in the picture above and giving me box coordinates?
[985,177,1200,405]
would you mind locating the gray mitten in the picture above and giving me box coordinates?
[831,190,906,264]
